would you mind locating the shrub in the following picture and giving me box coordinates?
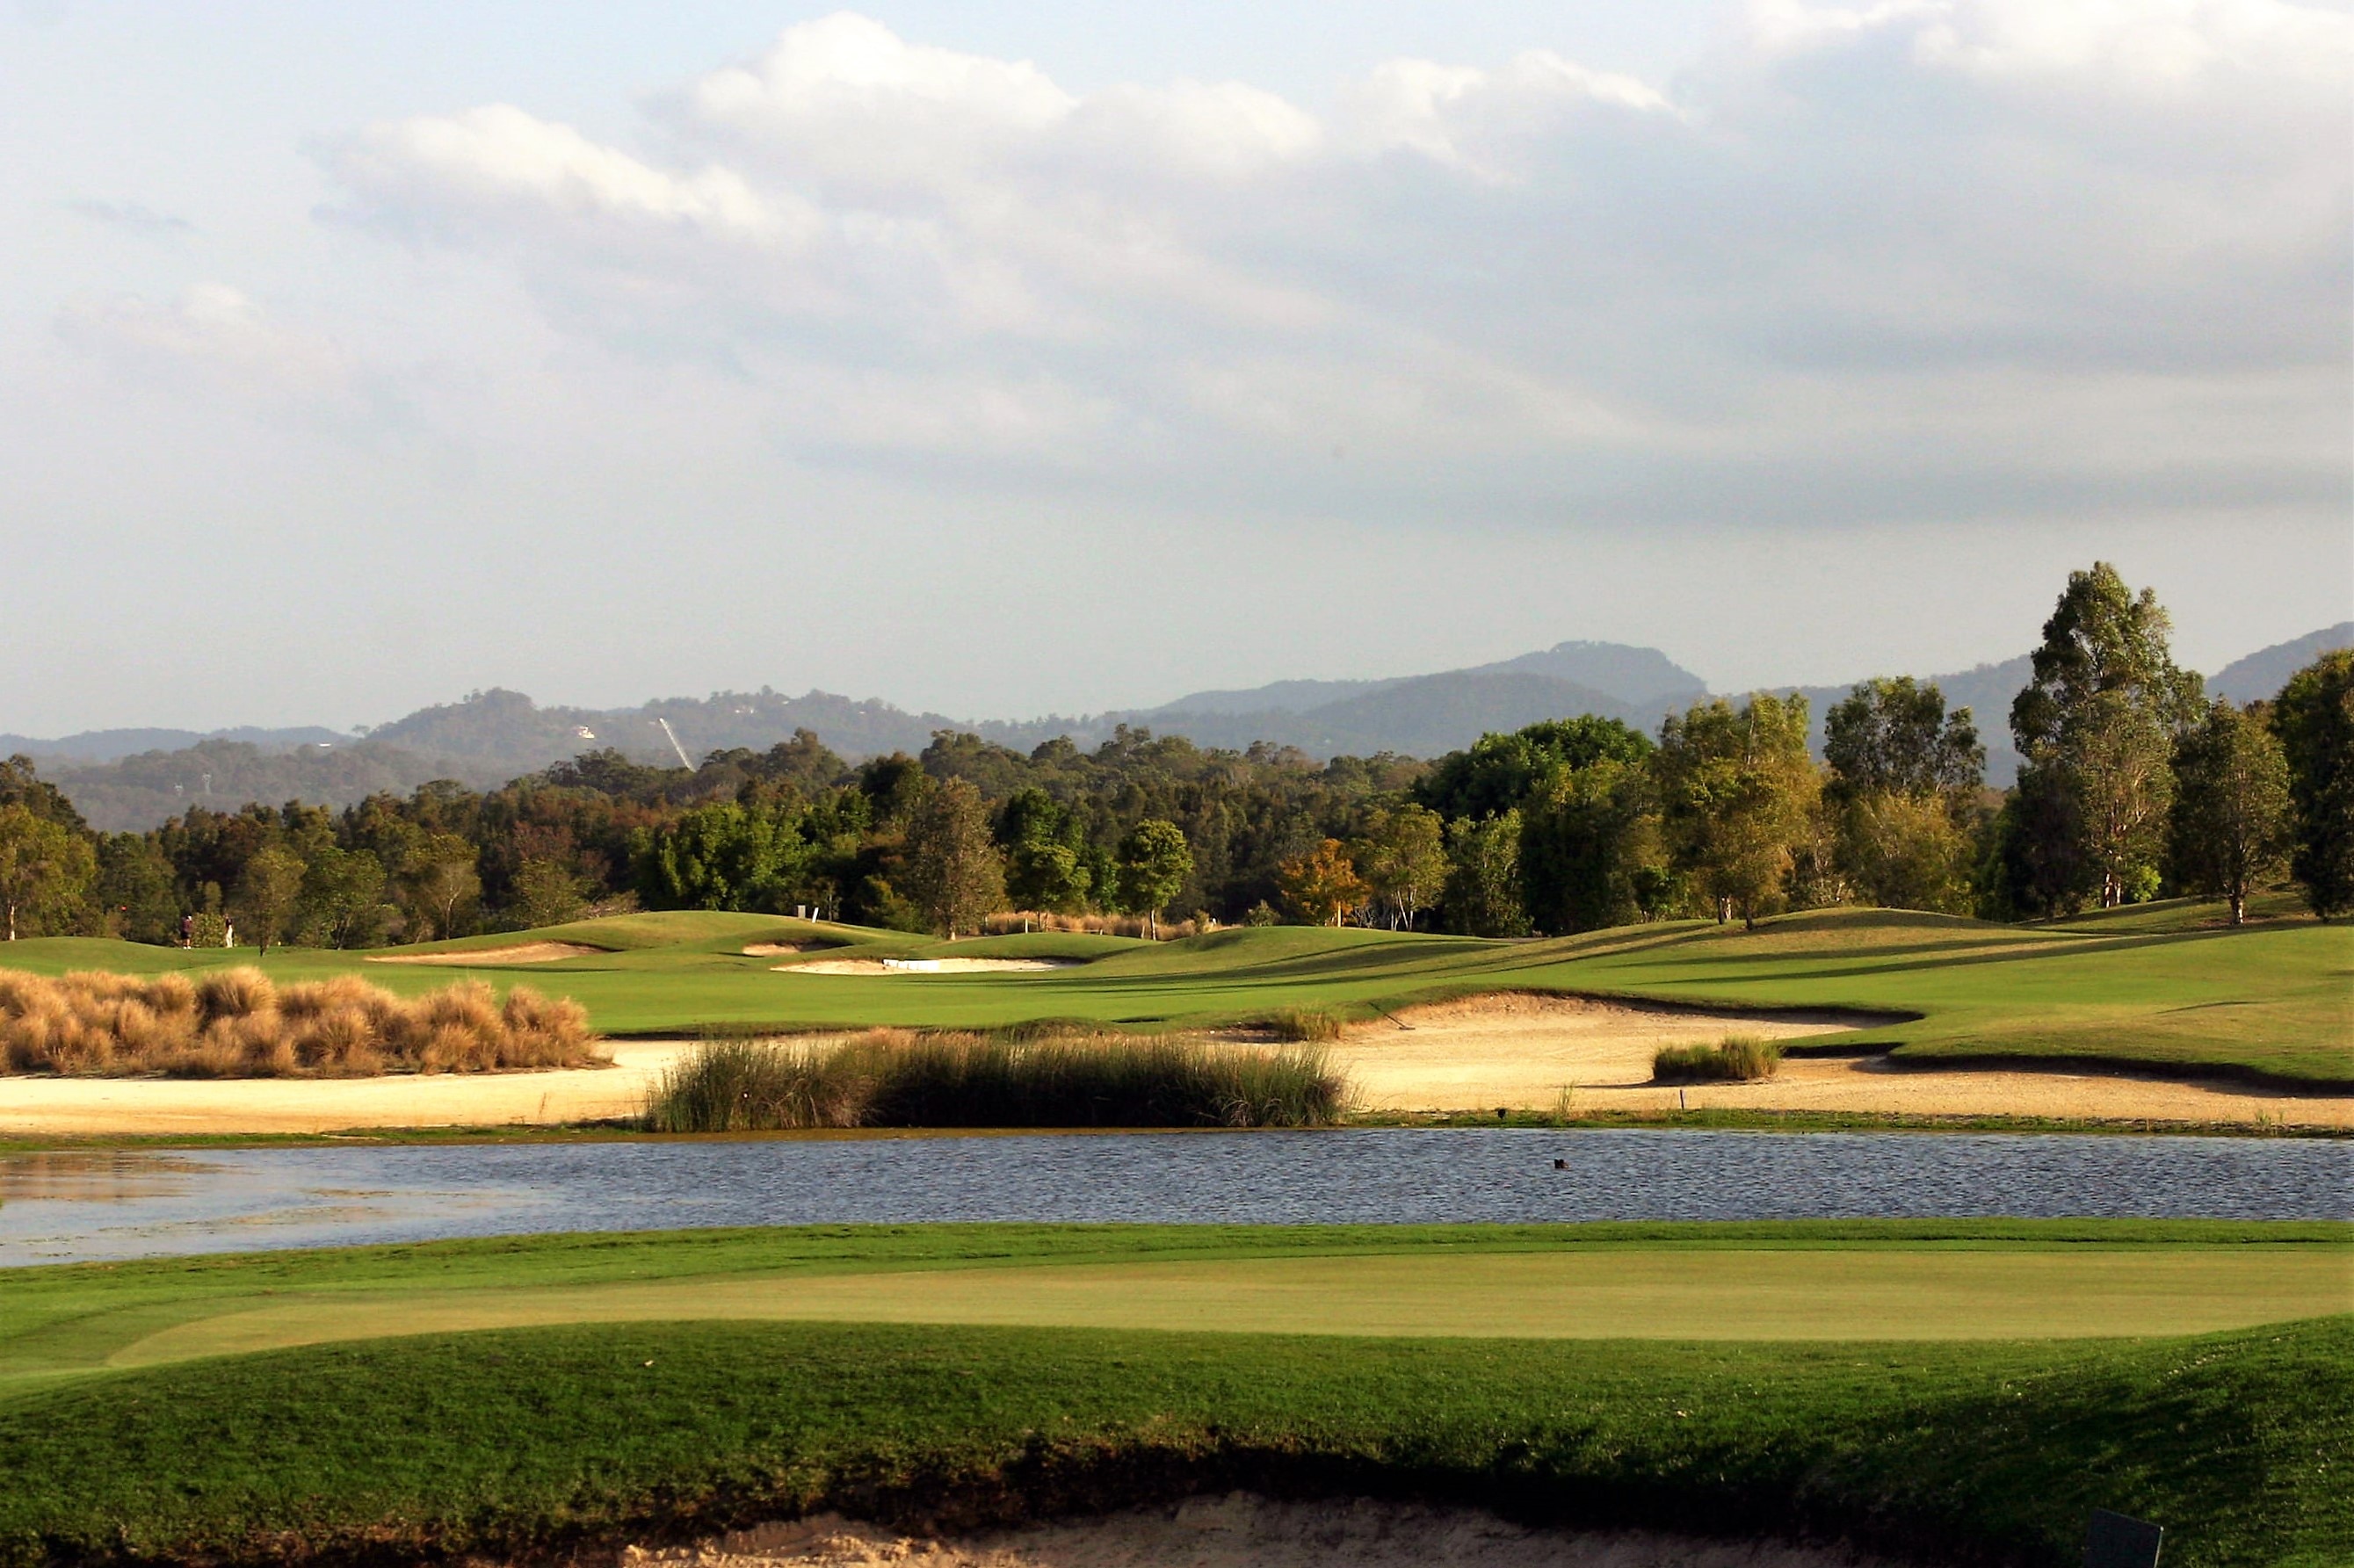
[644,1030,1350,1132]
[0,967,601,1077]
[1651,1033,1784,1083]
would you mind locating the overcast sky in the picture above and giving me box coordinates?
[4,0,2348,735]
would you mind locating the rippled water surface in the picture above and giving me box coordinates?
[2,1130,2345,1265]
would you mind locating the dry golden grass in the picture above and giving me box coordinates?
[0,968,603,1078]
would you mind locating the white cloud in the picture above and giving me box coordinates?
[314,3,2349,520]
[55,283,348,391]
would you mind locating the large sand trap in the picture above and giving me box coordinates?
[1329,994,2351,1127]
[0,1040,677,1136]
[366,943,604,965]
[780,957,1083,975]
[1331,994,1876,1109]
[627,1495,1900,1568]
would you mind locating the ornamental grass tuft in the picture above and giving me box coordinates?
[1651,1032,1784,1083]
[646,1029,1349,1131]
[0,967,601,1077]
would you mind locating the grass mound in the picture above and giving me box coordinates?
[0,968,600,1077]
[645,1030,1349,1131]
[1653,1033,1785,1083]
[0,1316,2342,1568]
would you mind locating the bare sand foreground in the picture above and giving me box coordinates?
[0,996,2345,1134]
[623,1495,1901,1568]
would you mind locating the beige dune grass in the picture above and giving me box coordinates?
[627,1495,1901,1568]
[366,943,604,965]
[109,1248,2354,1368]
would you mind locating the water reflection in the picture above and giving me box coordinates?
[2,1129,2344,1267]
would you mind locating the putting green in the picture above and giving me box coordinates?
[108,1246,2353,1367]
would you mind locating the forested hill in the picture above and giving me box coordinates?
[22,626,2347,829]
[2210,623,2354,704]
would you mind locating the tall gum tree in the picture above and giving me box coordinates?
[2009,563,2202,910]
[2271,649,2354,919]
[1655,693,1819,929]
[2169,699,2292,926]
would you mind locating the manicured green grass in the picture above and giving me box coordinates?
[6,1220,2345,1393]
[0,1315,2344,1568]
[4,898,2348,1084]
[3,1225,2343,1565]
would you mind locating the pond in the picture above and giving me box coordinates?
[4,1128,2344,1266]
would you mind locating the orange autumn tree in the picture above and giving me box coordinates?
[1278,838,1371,928]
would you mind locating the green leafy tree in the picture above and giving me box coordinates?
[1358,805,1449,930]
[1278,838,1371,928]
[1115,818,1193,938]
[0,803,95,940]
[1824,677,1985,912]
[1838,791,1974,913]
[299,846,393,949]
[232,845,308,953]
[1415,717,1653,822]
[1517,756,1660,934]
[2009,564,2201,909]
[1654,694,1820,929]
[640,802,800,912]
[2169,699,2292,926]
[400,833,482,941]
[93,833,179,943]
[1440,812,1530,936]
[509,857,589,930]
[998,788,1093,913]
[899,776,1005,938]
[1824,678,1984,802]
[2268,650,2354,919]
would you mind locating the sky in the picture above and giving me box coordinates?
[3,0,2349,736]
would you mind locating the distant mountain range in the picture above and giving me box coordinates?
[14,625,2348,832]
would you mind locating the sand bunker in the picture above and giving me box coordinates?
[366,943,603,965]
[0,1039,678,1136]
[1325,992,2350,1126]
[742,943,808,957]
[779,957,1083,976]
[1331,994,1876,1110]
[627,1495,1899,1567]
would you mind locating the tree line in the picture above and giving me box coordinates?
[0,565,2346,947]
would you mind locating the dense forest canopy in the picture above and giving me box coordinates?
[1,567,2345,948]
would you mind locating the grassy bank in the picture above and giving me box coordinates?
[2,900,2346,1088]
[0,1315,2344,1568]
[644,1031,1346,1131]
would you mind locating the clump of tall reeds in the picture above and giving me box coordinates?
[644,1028,1350,1132]
[0,968,602,1078]
[1651,1033,1784,1084]
[1264,1007,1343,1044]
